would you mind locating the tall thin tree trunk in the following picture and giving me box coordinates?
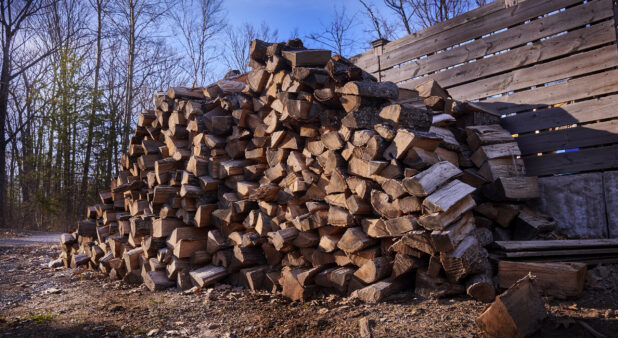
[0,31,13,228]
[9,139,17,228]
[122,0,136,155]
[80,0,104,209]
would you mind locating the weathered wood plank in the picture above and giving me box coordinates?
[498,261,586,299]
[523,145,618,176]
[377,0,588,71]
[384,0,614,84]
[349,0,508,72]
[481,68,618,113]
[494,239,618,251]
[516,120,618,155]
[501,94,618,134]
[450,44,618,101]
[502,247,618,258]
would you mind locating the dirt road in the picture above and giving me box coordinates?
[1,231,617,337]
[0,231,61,247]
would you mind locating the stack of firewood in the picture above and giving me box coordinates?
[57,38,552,303]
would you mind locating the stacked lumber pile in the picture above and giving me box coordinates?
[57,38,547,303]
[492,239,618,265]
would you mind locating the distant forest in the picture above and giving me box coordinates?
[0,0,486,231]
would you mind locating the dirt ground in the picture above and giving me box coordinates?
[1,231,617,337]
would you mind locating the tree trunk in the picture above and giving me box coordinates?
[122,0,136,155]
[80,0,104,213]
[0,31,13,227]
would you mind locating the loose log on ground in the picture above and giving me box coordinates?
[475,274,547,338]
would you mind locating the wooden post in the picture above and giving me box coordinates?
[370,38,389,82]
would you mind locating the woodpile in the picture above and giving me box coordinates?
[56,38,552,304]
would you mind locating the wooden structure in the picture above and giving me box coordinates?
[351,0,618,238]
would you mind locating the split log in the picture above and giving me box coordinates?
[482,176,540,201]
[315,267,355,294]
[466,125,514,151]
[440,236,487,282]
[354,257,392,284]
[370,190,402,219]
[337,227,377,253]
[402,161,462,197]
[475,274,547,338]
[336,81,398,100]
[465,259,496,303]
[190,265,228,287]
[355,278,407,303]
[143,270,175,291]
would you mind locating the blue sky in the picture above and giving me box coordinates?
[222,0,402,56]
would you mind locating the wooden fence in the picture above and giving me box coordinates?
[350,0,618,238]
[351,0,618,177]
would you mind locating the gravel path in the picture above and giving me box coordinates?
[0,231,61,247]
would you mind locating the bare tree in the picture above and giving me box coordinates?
[288,27,299,40]
[409,0,470,28]
[385,0,472,31]
[359,0,397,42]
[384,0,413,34]
[0,0,61,227]
[306,5,357,56]
[80,0,108,209]
[224,21,278,74]
[169,0,225,87]
[110,0,169,155]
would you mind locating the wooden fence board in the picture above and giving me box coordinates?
[378,1,507,52]
[516,120,618,155]
[449,44,618,100]
[501,94,618,134]
[350,0,508,73]
[351,0,618,176]
[378,0,586,70]
[397,19,615,91]
[481,68,618,113]
[382,0,614,84]
[523,145,618,176]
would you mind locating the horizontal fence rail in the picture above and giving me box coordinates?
[350,0,618,177]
